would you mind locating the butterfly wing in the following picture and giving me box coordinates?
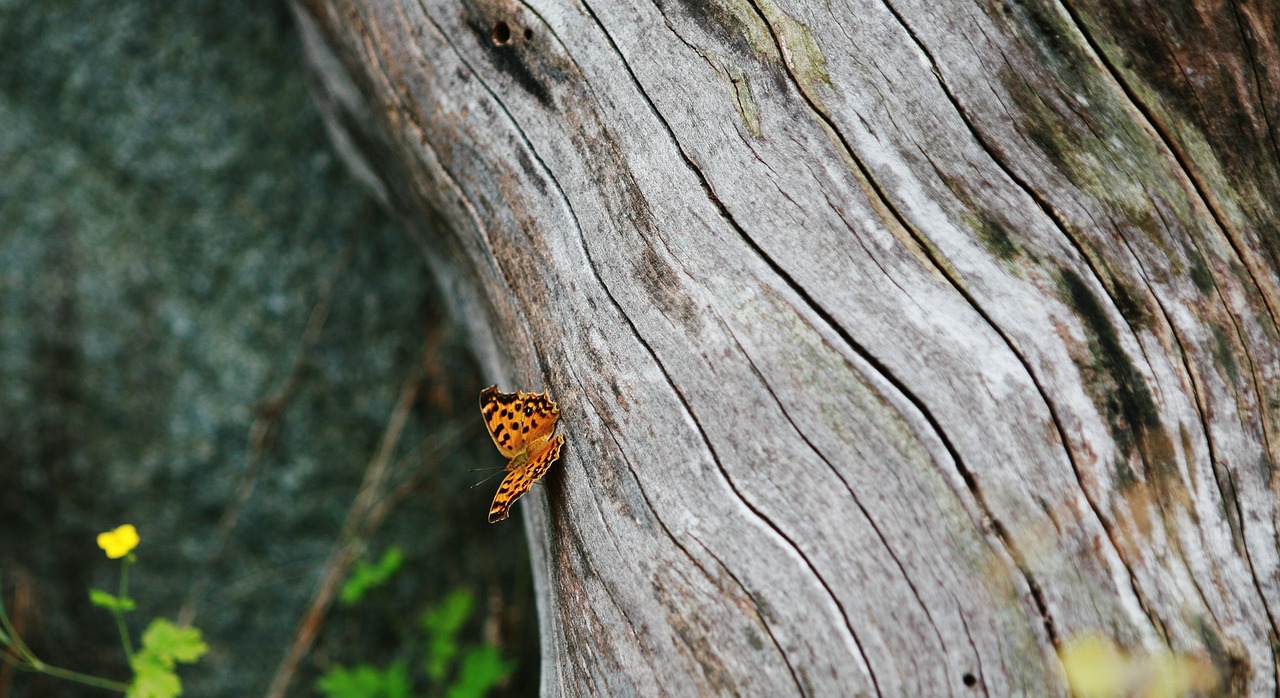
[488,434,565,523]
[480,385,560,459]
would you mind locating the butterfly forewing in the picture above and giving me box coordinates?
[480,386,560,459]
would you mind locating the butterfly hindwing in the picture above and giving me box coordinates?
[485,435,565,523]
[487,467,528,523]
[524,434,564,485]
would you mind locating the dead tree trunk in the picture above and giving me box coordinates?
[289,0,1280,694]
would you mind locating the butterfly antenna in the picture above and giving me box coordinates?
[470,469,507,489]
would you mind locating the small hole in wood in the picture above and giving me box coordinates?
[962,672,977,688]
[491,21,512,45]
[523,27,534,40]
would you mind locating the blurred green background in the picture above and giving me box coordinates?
[0,2,537,696]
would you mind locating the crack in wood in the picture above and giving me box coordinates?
[723,321,956,670]
[1053,0,1280,337]
[691,536,809,696]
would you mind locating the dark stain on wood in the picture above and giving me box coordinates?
[1060,268,1185,505]
[608,377,629,412]
[658,0,793,100]
[1000,0,1083,81]
[653,579,738,694]
[1075,0,1280,268]
[1196,616,1252,696]
[518,150,548,198]
[467,15,552,108]
[976,210,1023,262]
[1014,85,1085,183]
[1184,243,1214,295]
[633,244,703,336]
[1108,275,1153,333]
[659,0,757,63]
[1060,268,1162,456]
[551,516,636,694]
[1210,324,1241,388]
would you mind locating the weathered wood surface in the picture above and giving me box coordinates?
[289,0,1280,694]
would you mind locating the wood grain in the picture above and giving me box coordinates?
[290,0,1279,693]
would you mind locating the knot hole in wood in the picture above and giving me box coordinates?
[491,20,512,46]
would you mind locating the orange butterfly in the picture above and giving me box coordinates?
[480,385,565,523]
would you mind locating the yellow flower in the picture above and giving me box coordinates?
[97,524,139,559]
[1061,634,1129,698]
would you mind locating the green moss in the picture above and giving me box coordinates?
[1059,268,1162,459]
[1186,245,1215,294]
[1211,325,1241,387]
[1114,457,1137,491]
[667,0,777,67]
[1020,96,1085,179]
[1110,276,1153,332]
[754,0,830,92]
[711,57,762,137]
[669,0,829,102]
[976,211,1023,262]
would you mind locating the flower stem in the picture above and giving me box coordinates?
[27,658,129,692]
[114,558,133,658]
[0,598,35,662]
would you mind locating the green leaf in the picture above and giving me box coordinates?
[446,646,514,698]
[316,665,382,698]
[316,661,413,698]
[0,624,10,646]
[383,661,412,698]
[339,546,405,607]
[420,589,474,681]
[89,588,137,612]
[127,652,182,698]
[420,588,474,636]
[139,618,208,666]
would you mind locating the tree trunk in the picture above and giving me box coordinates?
[288,0,1280,694]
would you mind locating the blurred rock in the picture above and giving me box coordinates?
[0,2,536,695]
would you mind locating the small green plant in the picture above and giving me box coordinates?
[318,550,514,698]
[316,661,413,698]
[0,524,208,697]
[340,547,406,607]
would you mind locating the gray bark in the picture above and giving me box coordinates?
[289,0,1280,694]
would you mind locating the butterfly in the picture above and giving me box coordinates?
[480,385,565,523]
